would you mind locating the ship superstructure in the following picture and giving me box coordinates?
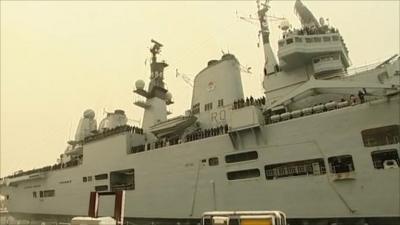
[1,1,399,225]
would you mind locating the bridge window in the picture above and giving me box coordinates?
[265,158,326,180]
[328,155,355,173]
[205,103,213,111]
[227,169,260,180]
[313,37,321,42]
[286,38,293,45]
[305,38,312,43]
[218,99,224,107]
[209,157,219,166]
[361,125,400,147]
[371,149,399,169]
[110,169,135,191]
[225,151,258,163]
[192,103,200,114]
[295,37,302,43]
[95,173,108,180]
[332,36,339,41]
[95,185,108,192]
[278,40,284,47]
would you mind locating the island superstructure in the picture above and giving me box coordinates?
[1,1,399,225]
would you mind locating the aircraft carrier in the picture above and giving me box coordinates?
[1,1,399,225]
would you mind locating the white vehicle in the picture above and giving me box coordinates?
[201,211,287,225]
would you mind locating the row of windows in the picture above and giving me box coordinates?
[279,34,340,47]
[265,158,326,180]
[33,189,55,198]
[192,99,224,114]
[225,151,258,163]
[227,150,399,181]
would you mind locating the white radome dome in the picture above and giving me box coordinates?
[83,109,95,119]
[135,80,145,90]
[165,92,172,101]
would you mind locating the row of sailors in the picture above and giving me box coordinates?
[283,26,339,39]
[233,96,266,109]
[269,92,368,123]
[6,166,52,178]
[84,125,143,143]
[150,138,180,150]
[132,124,231,153]
[6,158,82,178]
[186,124,229,142]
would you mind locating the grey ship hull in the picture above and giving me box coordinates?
[1,96,399,225]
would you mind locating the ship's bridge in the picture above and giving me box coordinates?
[277,32,351,74]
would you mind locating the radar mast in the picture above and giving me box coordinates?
[148,39,169,98]
[257,0,279,76]
[133,40,173,131]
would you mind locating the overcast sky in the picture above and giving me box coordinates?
[1,0,399,176]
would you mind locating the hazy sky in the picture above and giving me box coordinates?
[1,0,399,176]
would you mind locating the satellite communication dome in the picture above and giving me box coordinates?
[279,19,291,31]
[165,92,172,101]
[83,109,95,119]
[135,80,145,90]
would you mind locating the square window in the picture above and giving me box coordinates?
[371,149,400,169]
[328,155,355,173]
[209,157,219,166]
[218,99,224,107]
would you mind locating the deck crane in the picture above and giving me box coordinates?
[176,69,194,87]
